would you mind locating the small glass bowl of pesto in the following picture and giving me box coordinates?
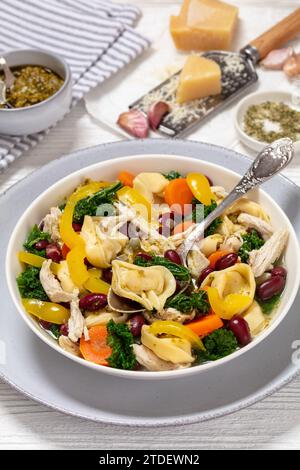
[0,49,72,135]
[235,90,300,156]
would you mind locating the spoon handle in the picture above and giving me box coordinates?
[180,138,294,260]
[0,57,15,89]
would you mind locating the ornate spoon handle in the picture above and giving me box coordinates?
[179,138,294,265]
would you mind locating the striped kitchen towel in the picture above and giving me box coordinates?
[0,0,150,171]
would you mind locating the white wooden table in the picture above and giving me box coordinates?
[1,0,300,450]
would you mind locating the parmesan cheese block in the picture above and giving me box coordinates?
[170,0,239,51]
[176,55,221,104]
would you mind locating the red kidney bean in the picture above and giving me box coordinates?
[79,293,108,311]
[198,266,214,284]
[158,212,176,235]
[60,323,69,336]
[215,253,238,271]
[34,239,49,251]
[45,243,62,263]
[39,320,52,330]
[256,275,286,301]
[164,249,182,265]
[102,268,113,284]
[129,314,145,337]
[271,266,287,279]
[135,252,153,262]
[228,315,251,346]
[72,222,82,232]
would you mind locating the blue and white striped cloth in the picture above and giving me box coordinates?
[0,0,150,170]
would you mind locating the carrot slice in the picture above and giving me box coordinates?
[185,314,223,337]
[61,243,70,259]
[164,178,193,212]
[173,220,195,235]
[208,250,232,269]
[118,171,135,187]
[80,325,112,366]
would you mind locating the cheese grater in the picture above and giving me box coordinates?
[130,8,300,138]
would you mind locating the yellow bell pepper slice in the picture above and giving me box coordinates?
[22,299,70,324]
[149,320,205,351]
[84,277,110,295]
[207,287,252,320]
[117,186,153,222]
[59,181,110,249]
[186,173,215,206]
[18,251,60,275]
[66,244,89,287]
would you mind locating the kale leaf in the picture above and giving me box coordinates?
[107,320,137,370]
[238,229,264,263]
[191,200,222,237]
[196,329,238,363]
[50,324,61,339]
[134,255,191,281]
[17,266,49,301]
[23,224,50,257]
[73,181,122,223]
[165,290,210,315]
[163,170,182,181]
[257,294,281,315]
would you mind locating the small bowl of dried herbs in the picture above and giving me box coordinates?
[235,90,300,154]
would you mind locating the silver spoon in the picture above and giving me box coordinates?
[179,138,294,267]
[0,81,6,106]
[0,57,15,89]
[0,57,15,108]
[108,138,294,314]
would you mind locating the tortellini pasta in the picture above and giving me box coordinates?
[80,215,127,268]
[226,197,270,222]
[56,260,81,293]
[85,310,128,328]
[111,260,176,311]
[199,234,223,256]
[216,215,242,237]
[141,325,194,364]
[242,301,267,336]
[133,172,169,203]
[201,263,256,314]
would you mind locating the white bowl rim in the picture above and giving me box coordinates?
[6,153,300,380]
[234,90,300,151]
[0,48,71,113]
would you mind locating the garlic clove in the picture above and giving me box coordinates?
[117,110,149,138]
[147,101,170,130]
[261,47,293,70]
[283,53,300,78]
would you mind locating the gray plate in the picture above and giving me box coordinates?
[1,139,300,427]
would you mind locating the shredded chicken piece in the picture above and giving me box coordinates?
[133,344,191,371]
[237,213,273,240]
[248,229,288,277]
[220,231,244,252]
[42,207,62,243]
[39,259,75,303]
[58,336,81,357]
[187,247,209,278]
[156,307,196,323]
[68,296,85,343]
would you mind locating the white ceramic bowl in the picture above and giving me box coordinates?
[0,49,72,135]
[6,154,300,380]
[235,90,300,154]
